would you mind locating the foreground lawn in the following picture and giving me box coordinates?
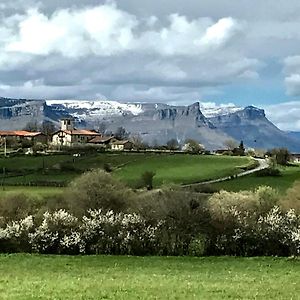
[0,255,299,299]
[213,165,300,193]
[115,155,251,187]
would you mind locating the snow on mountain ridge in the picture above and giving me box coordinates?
[200,102,243,118]
[46,99,243,119]
[46,100,144,116]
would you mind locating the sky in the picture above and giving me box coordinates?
[1,0,300,130]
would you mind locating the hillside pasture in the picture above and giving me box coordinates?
[114,155,252,187]
[0,255,299,300]
[0,153,252,189]
[212,165,300,193]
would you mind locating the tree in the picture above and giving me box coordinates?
[23,121,39,131]
[183,139,204,154]
[114,127,128,140]
[94,121,107,135]
[166,139,179,150]
[141,171,156,190]
[233,140,245,156]
[66,169,133,215]
[41,121,56,138]
[131,134,146,150]
[271,148,291,166]
[224,139,238,150]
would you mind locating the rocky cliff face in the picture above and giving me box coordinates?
[208,106,300,151]
[0,97,47,129]
[0,97,299,151]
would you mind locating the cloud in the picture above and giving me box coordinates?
[4,4,241,57]
[283,56,300,96]
[264,101,300,131]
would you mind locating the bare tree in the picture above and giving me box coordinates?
[114,126,129,140]
[94,120,107,135]
[224,139,238,150]
[23,121,39,131]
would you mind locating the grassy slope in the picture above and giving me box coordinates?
[213,166,300,193]
[0,255,298,299]
[0,154,251,188]
[115,155,251,187]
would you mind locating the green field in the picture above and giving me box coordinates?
[0,255,298,299]
[0,186,64,197]
[115,155,251,187]
[213,165,300,193]
[0,153,251,188]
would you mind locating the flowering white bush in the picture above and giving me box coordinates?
[80,210,162,255]
[0,204,298,256]
[28,210,80,254]
[211,205,300,256]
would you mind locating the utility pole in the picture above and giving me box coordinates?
[1,167,5,190]
[4,137,7,157]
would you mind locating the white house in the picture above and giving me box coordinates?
[52,118,101,147]
[111,140,133,151]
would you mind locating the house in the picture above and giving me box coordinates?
[88,135,116,147]
[111,140,133,151]
[51,118,101,147]
[0,130,47,144]
[291,154,300,163]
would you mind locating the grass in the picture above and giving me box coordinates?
[0,255,299,299]
[0,186,64,197]
[0,153,251,188]
[213,165,300,193]
[115,155,251,187]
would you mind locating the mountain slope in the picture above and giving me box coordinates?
[208,106,300,152]
[0,97,299,151]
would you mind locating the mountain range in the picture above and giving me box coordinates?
[1,97,300,152]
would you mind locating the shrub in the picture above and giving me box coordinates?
[256,167,281,177]
[280,181,300,214]
[103,163,113,173]
[0,193,37,225]
[66,169,133,215]
[141,171,156,190]
[188,234,207,256]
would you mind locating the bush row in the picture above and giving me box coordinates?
[0,169,299,256]
[0,206,299,256]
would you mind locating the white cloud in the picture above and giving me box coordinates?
[3,4,241,58]
[197,17,240,48]
[264,101,300,131]
[283,56,300,96]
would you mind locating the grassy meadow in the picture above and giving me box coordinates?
[0,255,298,300]
[0,153,252,189]
[212,165,300,193]
[115,154,251,187]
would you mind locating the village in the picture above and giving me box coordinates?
[1,118,296,163]
[0,118,134,153]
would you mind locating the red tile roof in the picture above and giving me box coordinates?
[54,130,101,136]
[88,136,114,143]
[0,131,43,137]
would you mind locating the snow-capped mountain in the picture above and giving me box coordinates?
[1,97,300,151]
[46,100,144,121]
[200,102,243,118]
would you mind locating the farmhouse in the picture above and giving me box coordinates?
[88,135,115,146]
[52,118,101,147]
[111,140,133,151]
[291,154,300,163]
[0,130,46,144]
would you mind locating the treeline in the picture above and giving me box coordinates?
[0,169,299,256]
